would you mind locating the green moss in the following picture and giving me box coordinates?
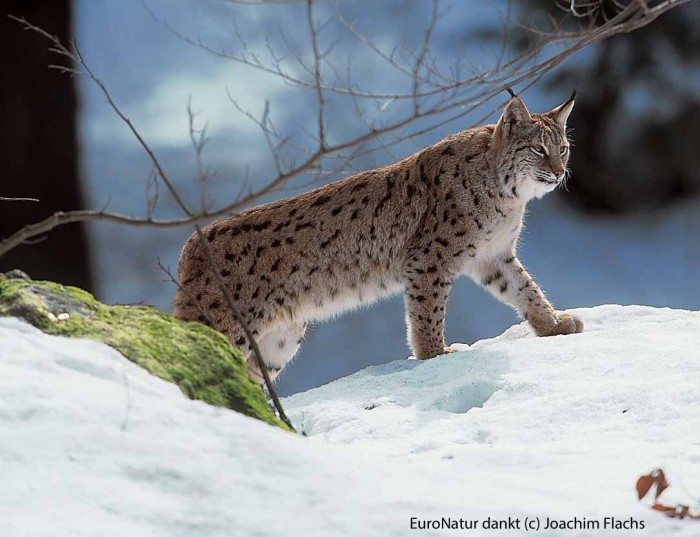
[0,277,290,431]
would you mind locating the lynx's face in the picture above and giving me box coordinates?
[492,92,575,199]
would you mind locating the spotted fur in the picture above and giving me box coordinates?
[174,94,583,383]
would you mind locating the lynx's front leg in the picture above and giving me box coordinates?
[402,266,453,360]
[479,255,583,337]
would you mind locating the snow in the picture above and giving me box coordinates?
[1,305,699,536]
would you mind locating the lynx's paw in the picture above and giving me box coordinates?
[407,346,458,361]
[535,313,584,337]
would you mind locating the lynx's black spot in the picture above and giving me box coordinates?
[271,239,281,247]
[253,220,271,232]
[374,176,395,216]
[320,229,340,249]
[419,163,429,184]
[351,181,369,193]
[518,280,531,292]
[483,271,502,286]
[331,206,343,216]
[310,194,331,207]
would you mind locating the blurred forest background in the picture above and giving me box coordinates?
[1,0,698,395]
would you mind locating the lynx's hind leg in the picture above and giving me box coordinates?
[246,321,307,384]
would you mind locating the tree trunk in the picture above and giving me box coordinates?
[0,0,92,290]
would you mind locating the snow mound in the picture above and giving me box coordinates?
[1,305,699,536]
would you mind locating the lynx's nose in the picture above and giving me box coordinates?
[551,165,565,180]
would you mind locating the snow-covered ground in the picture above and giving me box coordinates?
[1,305,699,536]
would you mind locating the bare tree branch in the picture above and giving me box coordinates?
[0,196,40,202]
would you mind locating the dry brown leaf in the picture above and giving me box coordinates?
[655,469,670,499]
[637,474,655,500]
[638,468,700,522]
[652,503,676,513]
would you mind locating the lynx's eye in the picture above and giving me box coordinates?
[529,145,545,156]
[560,145,569,155]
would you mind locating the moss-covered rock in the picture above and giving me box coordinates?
[0,276,290,431]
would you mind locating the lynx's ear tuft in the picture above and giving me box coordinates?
[547,89,576,128]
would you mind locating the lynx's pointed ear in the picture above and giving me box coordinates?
[499,95,532,127]
[547,89,576,128]
[493,91,532,149]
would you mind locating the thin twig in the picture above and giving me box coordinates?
[0,196,39,202]
[193,225,293,429]
[157,258,215,325]
[306,0,326,149]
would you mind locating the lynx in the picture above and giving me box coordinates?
[174,92,583,383]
